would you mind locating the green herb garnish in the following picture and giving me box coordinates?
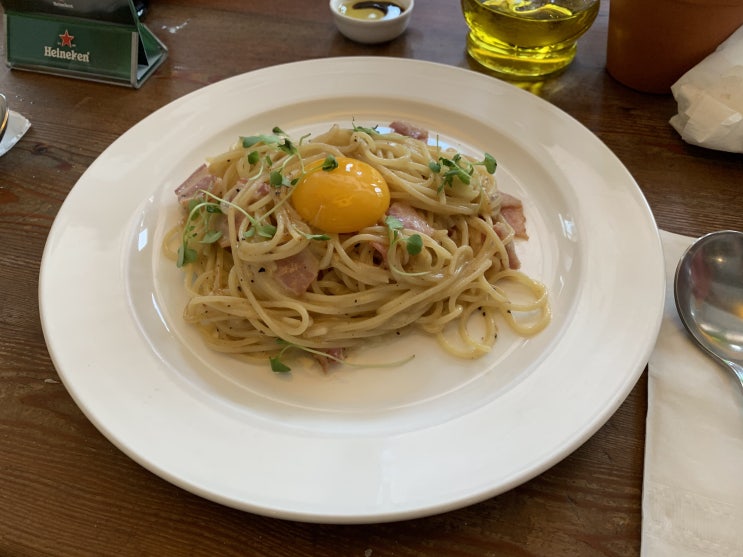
[300,232,331,241]
[269,339,414,372]
[321,155,338,171]
[247,150,260,164]
[177,190,282,267]
[430,152,497,193]
[351,119,379,135]
[176,199,224,267]
[385,216,423,256]
[241,127,301,188]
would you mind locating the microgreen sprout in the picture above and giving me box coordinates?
[242,222,277,239]
[269,339,414,373]
[177,190,281,267]
[177,198,225,267]
[241,127,301,187]
[385,216,423,256]
[241,126,296,153]
[178,185,332,268]
[429,152,497,193]
[200,229,223,244]
[279,154,337,191]
[178,126,343,268]
[269,170,286,187]
[321,155,338,171]
[299,231,331,241]
[351,119,380,136]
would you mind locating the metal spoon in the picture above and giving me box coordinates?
[0,93,8,143]
[674,230,743,389]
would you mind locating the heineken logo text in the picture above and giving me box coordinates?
[43,46,91,62]
[44,30,91,63]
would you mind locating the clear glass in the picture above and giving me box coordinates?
[461,0,600,79]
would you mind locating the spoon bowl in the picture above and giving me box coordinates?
[674,230,743,388]
[0,93,9,143]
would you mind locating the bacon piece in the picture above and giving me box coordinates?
[501,207,527,239]
[313,347,346,372]
[389,120,429,142]
[370,241,388,265]
[500,192,522,208]
[272,249,320,296]
[174,164,220,207]
[494,222,521,270]
[498,192,528,239]
[254,181,271,198]
[214,212,246,248]
[387,202,435,236]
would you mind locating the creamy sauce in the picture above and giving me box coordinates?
[338,1,403,21]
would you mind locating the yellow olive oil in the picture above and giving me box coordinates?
[461,0,599,78]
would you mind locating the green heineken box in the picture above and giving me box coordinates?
[2,0,167,88]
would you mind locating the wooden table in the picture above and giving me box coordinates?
[1,1,741,555]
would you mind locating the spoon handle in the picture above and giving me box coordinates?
[727,361,743,393]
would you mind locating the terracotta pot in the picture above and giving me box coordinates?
[606,0,743,93]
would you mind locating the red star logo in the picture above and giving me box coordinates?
[59,30,74,48]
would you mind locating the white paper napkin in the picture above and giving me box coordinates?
[670,25,743,153]
[0,110,31,156]
[642,230,743,556]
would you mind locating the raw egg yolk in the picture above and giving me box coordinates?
[292,156,390,233]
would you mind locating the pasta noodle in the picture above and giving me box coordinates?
[164,123,550,370]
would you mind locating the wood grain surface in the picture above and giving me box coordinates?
[1,1,742,555]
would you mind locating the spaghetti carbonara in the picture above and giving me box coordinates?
[165,122,550,371]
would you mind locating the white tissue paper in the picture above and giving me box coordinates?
[642,230,743,557]
[0,110,31,157]
[670,24,743,153]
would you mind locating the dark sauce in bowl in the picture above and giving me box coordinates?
[338,1,404,20]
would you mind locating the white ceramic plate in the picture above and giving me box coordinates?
[39,57,664,523]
